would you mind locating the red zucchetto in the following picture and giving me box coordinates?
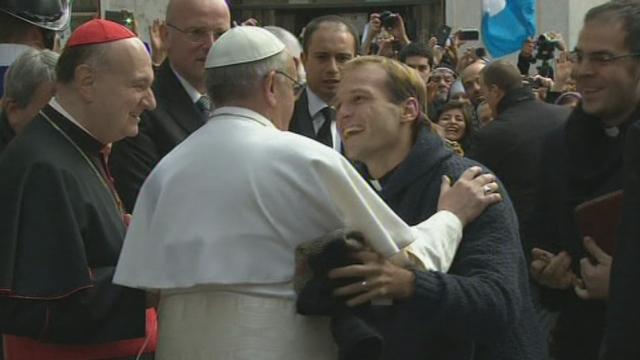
[67,19,136,47]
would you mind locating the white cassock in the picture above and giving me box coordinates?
[114,106,463,360]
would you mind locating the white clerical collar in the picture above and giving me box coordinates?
[211,106,276,129]
[369,179,383,192]
[0,43,31,67]
[170,63,203,104]
[604,126,620,138]
[306,87,329,118]
[49,97,100,140]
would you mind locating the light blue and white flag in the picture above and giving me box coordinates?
[481,0,537,58]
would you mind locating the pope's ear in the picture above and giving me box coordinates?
[264,70,278,107]
[74,64,96,101]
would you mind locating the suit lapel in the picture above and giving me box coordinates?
[154,61,206,135]
[289,89,316,138]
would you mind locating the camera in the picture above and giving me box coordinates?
[535,33,562,78]
[535,33,561,61]
[523,76,541,89]
[379,11,398,29]
[458,29,480,41]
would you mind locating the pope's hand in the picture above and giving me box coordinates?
[437,166,502,226]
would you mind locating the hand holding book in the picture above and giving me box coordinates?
[574,190,623,256]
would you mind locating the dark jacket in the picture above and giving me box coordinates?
[0,110,15,155]
[602,119,640,360]
[517,52,536,76]
[108,60,207,212]
[365,127,544,360]
[289,89,316,140]
[532,105,633,360]
[468,87,570,259]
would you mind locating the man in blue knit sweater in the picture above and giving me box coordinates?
[329,56,544,359]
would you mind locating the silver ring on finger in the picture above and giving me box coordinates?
[483,185,492,195]
[361,280,367,288]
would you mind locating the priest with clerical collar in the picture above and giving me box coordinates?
[0,19,157,360]
[113,26,500,359]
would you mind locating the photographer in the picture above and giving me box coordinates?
[523,50,575,104]
[518,32,566,78]
[360,11,410,57]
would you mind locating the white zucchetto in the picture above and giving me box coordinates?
[205,26,286,69]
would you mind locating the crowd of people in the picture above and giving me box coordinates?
[0,0,639,359]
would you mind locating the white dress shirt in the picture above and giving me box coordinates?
[170,63,203,104]
[306,87,341,151]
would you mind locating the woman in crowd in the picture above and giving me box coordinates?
[436,100,474,155]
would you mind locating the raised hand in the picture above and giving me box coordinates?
[149,19,167,66]
[552,51,573,92]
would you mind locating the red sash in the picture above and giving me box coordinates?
[3,308,157,360]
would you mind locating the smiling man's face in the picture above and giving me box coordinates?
[335,63,408,164]
[573,19,640,126]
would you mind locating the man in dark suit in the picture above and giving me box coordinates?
[109,0,231,211]
[289,15,358,152]
[467,59,569,260]
[467,62,569,354]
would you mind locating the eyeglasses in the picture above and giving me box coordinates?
[274,70,306,98]
[569,50,640,66]
[166,23,226,43]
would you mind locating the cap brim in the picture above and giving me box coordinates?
[0,5,71,32]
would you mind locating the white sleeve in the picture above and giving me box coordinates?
[310,153,461,272]
[405,210,463,272]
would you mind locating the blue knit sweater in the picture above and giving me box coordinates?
[365,128,545,360]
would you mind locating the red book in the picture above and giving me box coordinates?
[574,190,623,256]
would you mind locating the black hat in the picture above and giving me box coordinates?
[0,0,71,31]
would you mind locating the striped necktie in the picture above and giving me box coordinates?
[196,95,211,118]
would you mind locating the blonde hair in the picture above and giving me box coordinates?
[342,55,429,132]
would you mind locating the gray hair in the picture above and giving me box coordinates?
[264,26,303,58]
[205,50,290,106]
[4,48,59,107]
